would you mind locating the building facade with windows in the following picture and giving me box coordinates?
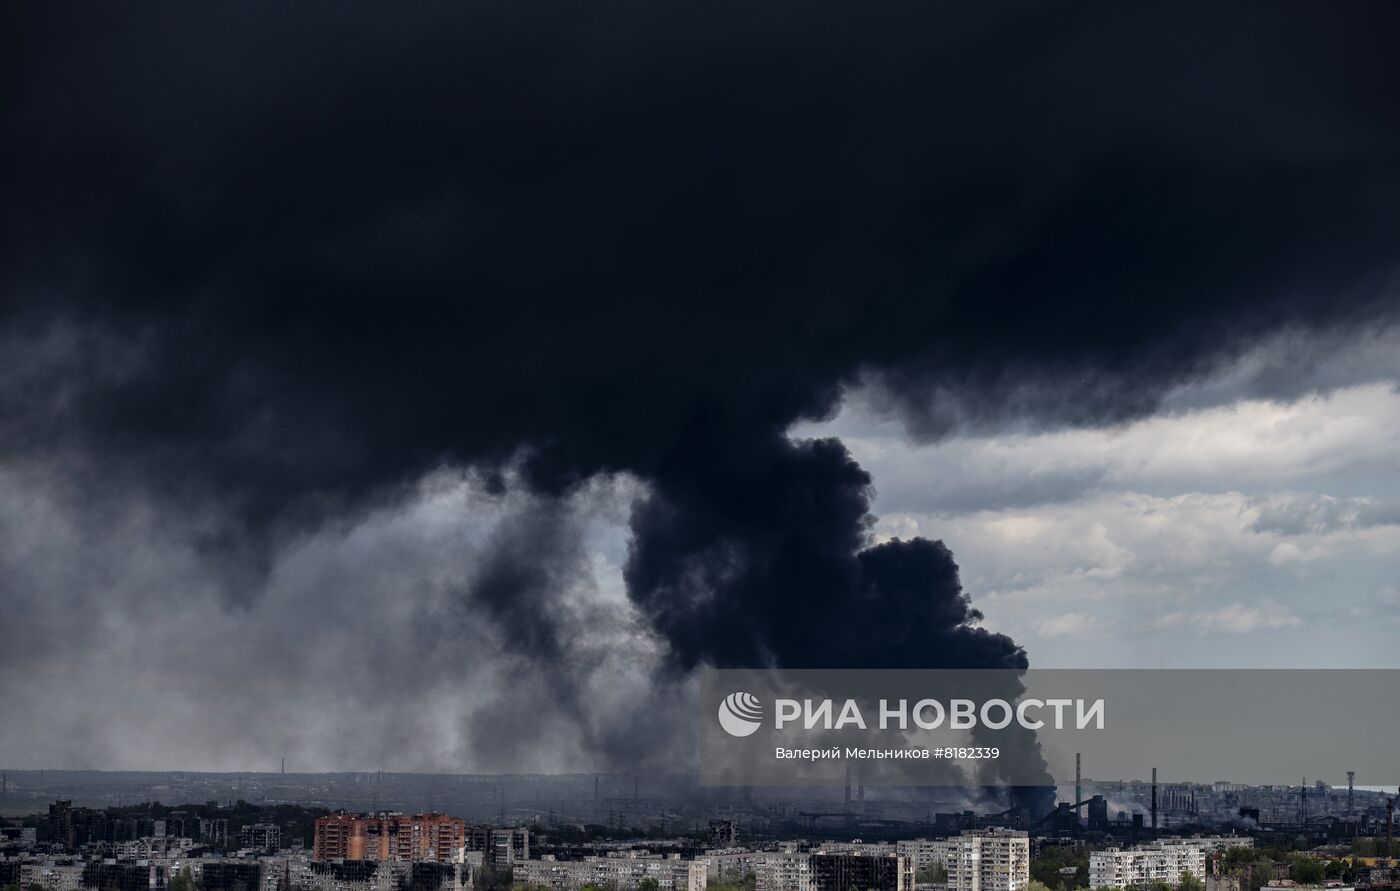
[948,829,1029,891]
[313,814,465,864]
[1089,842,1207,890]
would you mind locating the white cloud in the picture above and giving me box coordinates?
[1037,612,1112,640]
[1155,601,1302,634]
[791,367,1400,667]
[869,487,1400,667]
[883,491,1269,592]
[798,382,1400,514]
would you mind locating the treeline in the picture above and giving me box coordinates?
[1220,845,1349,890]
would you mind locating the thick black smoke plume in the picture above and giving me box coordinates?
[3,2,1400,805]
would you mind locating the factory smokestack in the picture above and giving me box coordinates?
[1076,753,1082,812]
[1387,791,1394,859]
[1151,768,1158,830]
[1348,772,1355,810]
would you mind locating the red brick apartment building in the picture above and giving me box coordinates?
[313,812,466,862]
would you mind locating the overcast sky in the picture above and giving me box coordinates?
[799,327,1400,668]
[3,2,1399,774]
[3,328,1396,771]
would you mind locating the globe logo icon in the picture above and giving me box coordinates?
[717,691,763,737]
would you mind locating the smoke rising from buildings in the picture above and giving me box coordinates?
[2,2,1399,797]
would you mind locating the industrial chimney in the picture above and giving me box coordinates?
[1151,768,1158,830]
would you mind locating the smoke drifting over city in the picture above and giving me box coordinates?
[2,1,1399,786]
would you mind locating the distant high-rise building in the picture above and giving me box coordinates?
[462,825,528,867]
[709,820,737,848]
[491,827,529,867]
[49,801,77,849]
[132,818,165,839]
[47,800,103,849]
[313,813,466,863]
[201,818,230,848]
[241,823,282,853]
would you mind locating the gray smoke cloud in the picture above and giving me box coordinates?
[0,446,688,774]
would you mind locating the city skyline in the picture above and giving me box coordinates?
[4,785,1395,891]
[4,765,1396,891]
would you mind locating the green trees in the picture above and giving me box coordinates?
[169,866,200,891]
[1351,838,1389,858]
[1030,846,1087,889]
[1222,848,1261,865]
[1289,858,1325,885]
[1219,847,1283,891]
[1178,874,1205,891]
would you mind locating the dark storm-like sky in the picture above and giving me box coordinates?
[1,2,1398,772]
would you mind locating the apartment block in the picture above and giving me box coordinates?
[811,853,908,891]
[513,853,705,891]
[897,839,953,874]
[313,813,465,863]
[753,851,813,891]
[702,849,764,882]
[301,859,469,891]
[21,861,87,891]
[1089,842,1207,890]
[947,829,1030,891]
[241,823,283,854]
